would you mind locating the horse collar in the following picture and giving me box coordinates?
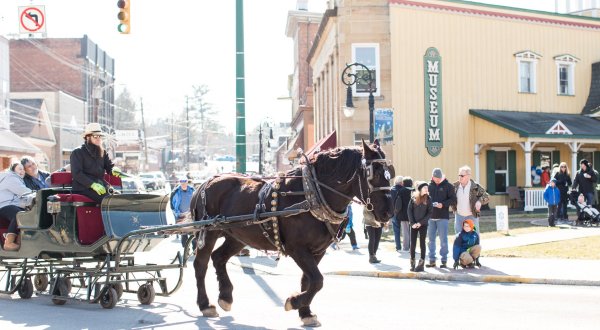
[301,166,348,224]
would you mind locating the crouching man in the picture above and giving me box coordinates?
[452,219,481,269]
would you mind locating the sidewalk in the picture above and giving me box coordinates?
[228,220,600,286]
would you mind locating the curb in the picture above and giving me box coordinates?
[325,270,600,287]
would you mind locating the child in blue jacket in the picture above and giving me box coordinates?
[543,178,560,227]
[452,219,481,269]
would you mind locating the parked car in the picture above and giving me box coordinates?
[121,177,147,194]
[139,172,166,190]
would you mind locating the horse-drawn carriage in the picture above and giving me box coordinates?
[1,141,393,327]
[0,172,193,308]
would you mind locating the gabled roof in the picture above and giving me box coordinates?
[469,109,600,139]
[9,99,43,136]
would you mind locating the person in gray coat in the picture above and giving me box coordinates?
[0,162,34,251]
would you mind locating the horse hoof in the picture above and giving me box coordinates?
[301,315,321,327]
[218,299,231,311]
[201,305,219,317]
[284,297,293,311]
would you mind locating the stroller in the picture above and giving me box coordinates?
[569,190,600,227]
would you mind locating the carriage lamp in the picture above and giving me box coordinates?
[341,62,377,141]
[47,195,61,214]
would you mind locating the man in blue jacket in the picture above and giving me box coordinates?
[426,168,457,268]
[170,177,196,248]
[543,178,560,227]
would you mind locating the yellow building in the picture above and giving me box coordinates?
[309,0,600,208]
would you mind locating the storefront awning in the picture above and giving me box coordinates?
[306,130,337,156]
[285,129,305,160]
[470,109,600,139]
[0,129,41,154]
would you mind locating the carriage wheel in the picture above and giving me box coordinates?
[51,278,68,305]
[34,274,49,292]
[100,287,118,309]
[137,283,155,305]
[18,278,34,299]
[111,283,124,300]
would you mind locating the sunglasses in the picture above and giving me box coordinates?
[560,166,566,168]
[91,135,103,139]
[458,174,468,177]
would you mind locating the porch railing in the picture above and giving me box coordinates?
[524,188,545,211]
[523,187,574,212]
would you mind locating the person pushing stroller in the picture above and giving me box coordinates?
[570,191,600,226]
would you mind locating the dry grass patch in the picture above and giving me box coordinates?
[482,236,600,260]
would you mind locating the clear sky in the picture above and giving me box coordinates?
[0,0,571,133]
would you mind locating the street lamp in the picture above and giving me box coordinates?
[258,123,273,175]
[341,62,377,142]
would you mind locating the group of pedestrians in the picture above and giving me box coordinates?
[400,166,488,271]
[544,159,598,227]
[340,165,489,271]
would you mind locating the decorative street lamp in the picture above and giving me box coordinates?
[258,123,273,175]
[341,62,377,142]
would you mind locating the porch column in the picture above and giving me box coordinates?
[568,141,582,180]
[474,144,484,183]
[519,141,536,187]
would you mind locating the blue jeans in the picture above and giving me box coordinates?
[454,214,479,234]
[391,216,401,251]
[427,219,449,263]
[584,192,595,206]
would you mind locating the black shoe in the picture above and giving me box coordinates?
[410,259,415,272]
[440,262,447,268]
[475,258,482,267]
[425,261,436,268]
[415,259,425,272]
[466,262,475,269]
[369,255,381,264]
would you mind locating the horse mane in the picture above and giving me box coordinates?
[310,146,363,183]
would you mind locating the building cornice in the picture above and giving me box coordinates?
[389,0,600,30]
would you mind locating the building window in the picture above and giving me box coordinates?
[514,51,540,94]
[494,151,508,193]
[353,133,369,146]
[351,43,380,96]
[554,54,578,96]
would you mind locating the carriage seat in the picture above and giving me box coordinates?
[50,172,122,189]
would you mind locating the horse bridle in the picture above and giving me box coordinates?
[354,158,393,211]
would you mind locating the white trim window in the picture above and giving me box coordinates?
[494,150,509,193]
[353,133,369,146]
[351,43,380,97]
[554,54,578,96]
[515,51,541,94]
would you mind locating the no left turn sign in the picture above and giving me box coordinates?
[19,6,46,34]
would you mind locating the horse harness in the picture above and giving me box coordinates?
[191,152,393,256]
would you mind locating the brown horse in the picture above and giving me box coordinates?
[191,141,393,327]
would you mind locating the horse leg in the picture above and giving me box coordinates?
[211,236,245,312]
[194,230,220,317]
[285,251,326,327]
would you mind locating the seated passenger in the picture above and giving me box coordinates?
[576,193,600,223]
[70,123,122,204]
[0,162,35,251]
[21,156,50,190]
[452,219,481,269]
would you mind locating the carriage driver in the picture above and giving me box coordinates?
[70,123,123,204]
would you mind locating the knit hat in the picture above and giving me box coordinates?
[432,168,443,179]
[463,219,475,231]
[417,182,428,192]
[580,159,590,167]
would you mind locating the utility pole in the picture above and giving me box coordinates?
[258,125,263,175]
[186,96,190,170]
[171,109,174,171]
[140,97,148,171]
[235,0,247,173]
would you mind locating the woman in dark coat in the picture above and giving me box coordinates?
[407,181,433,272]
[553,162,572,221]
[70,123,118,204]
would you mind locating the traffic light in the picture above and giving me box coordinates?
[117,0,130,34]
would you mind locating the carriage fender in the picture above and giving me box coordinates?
[101,194,170,239]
